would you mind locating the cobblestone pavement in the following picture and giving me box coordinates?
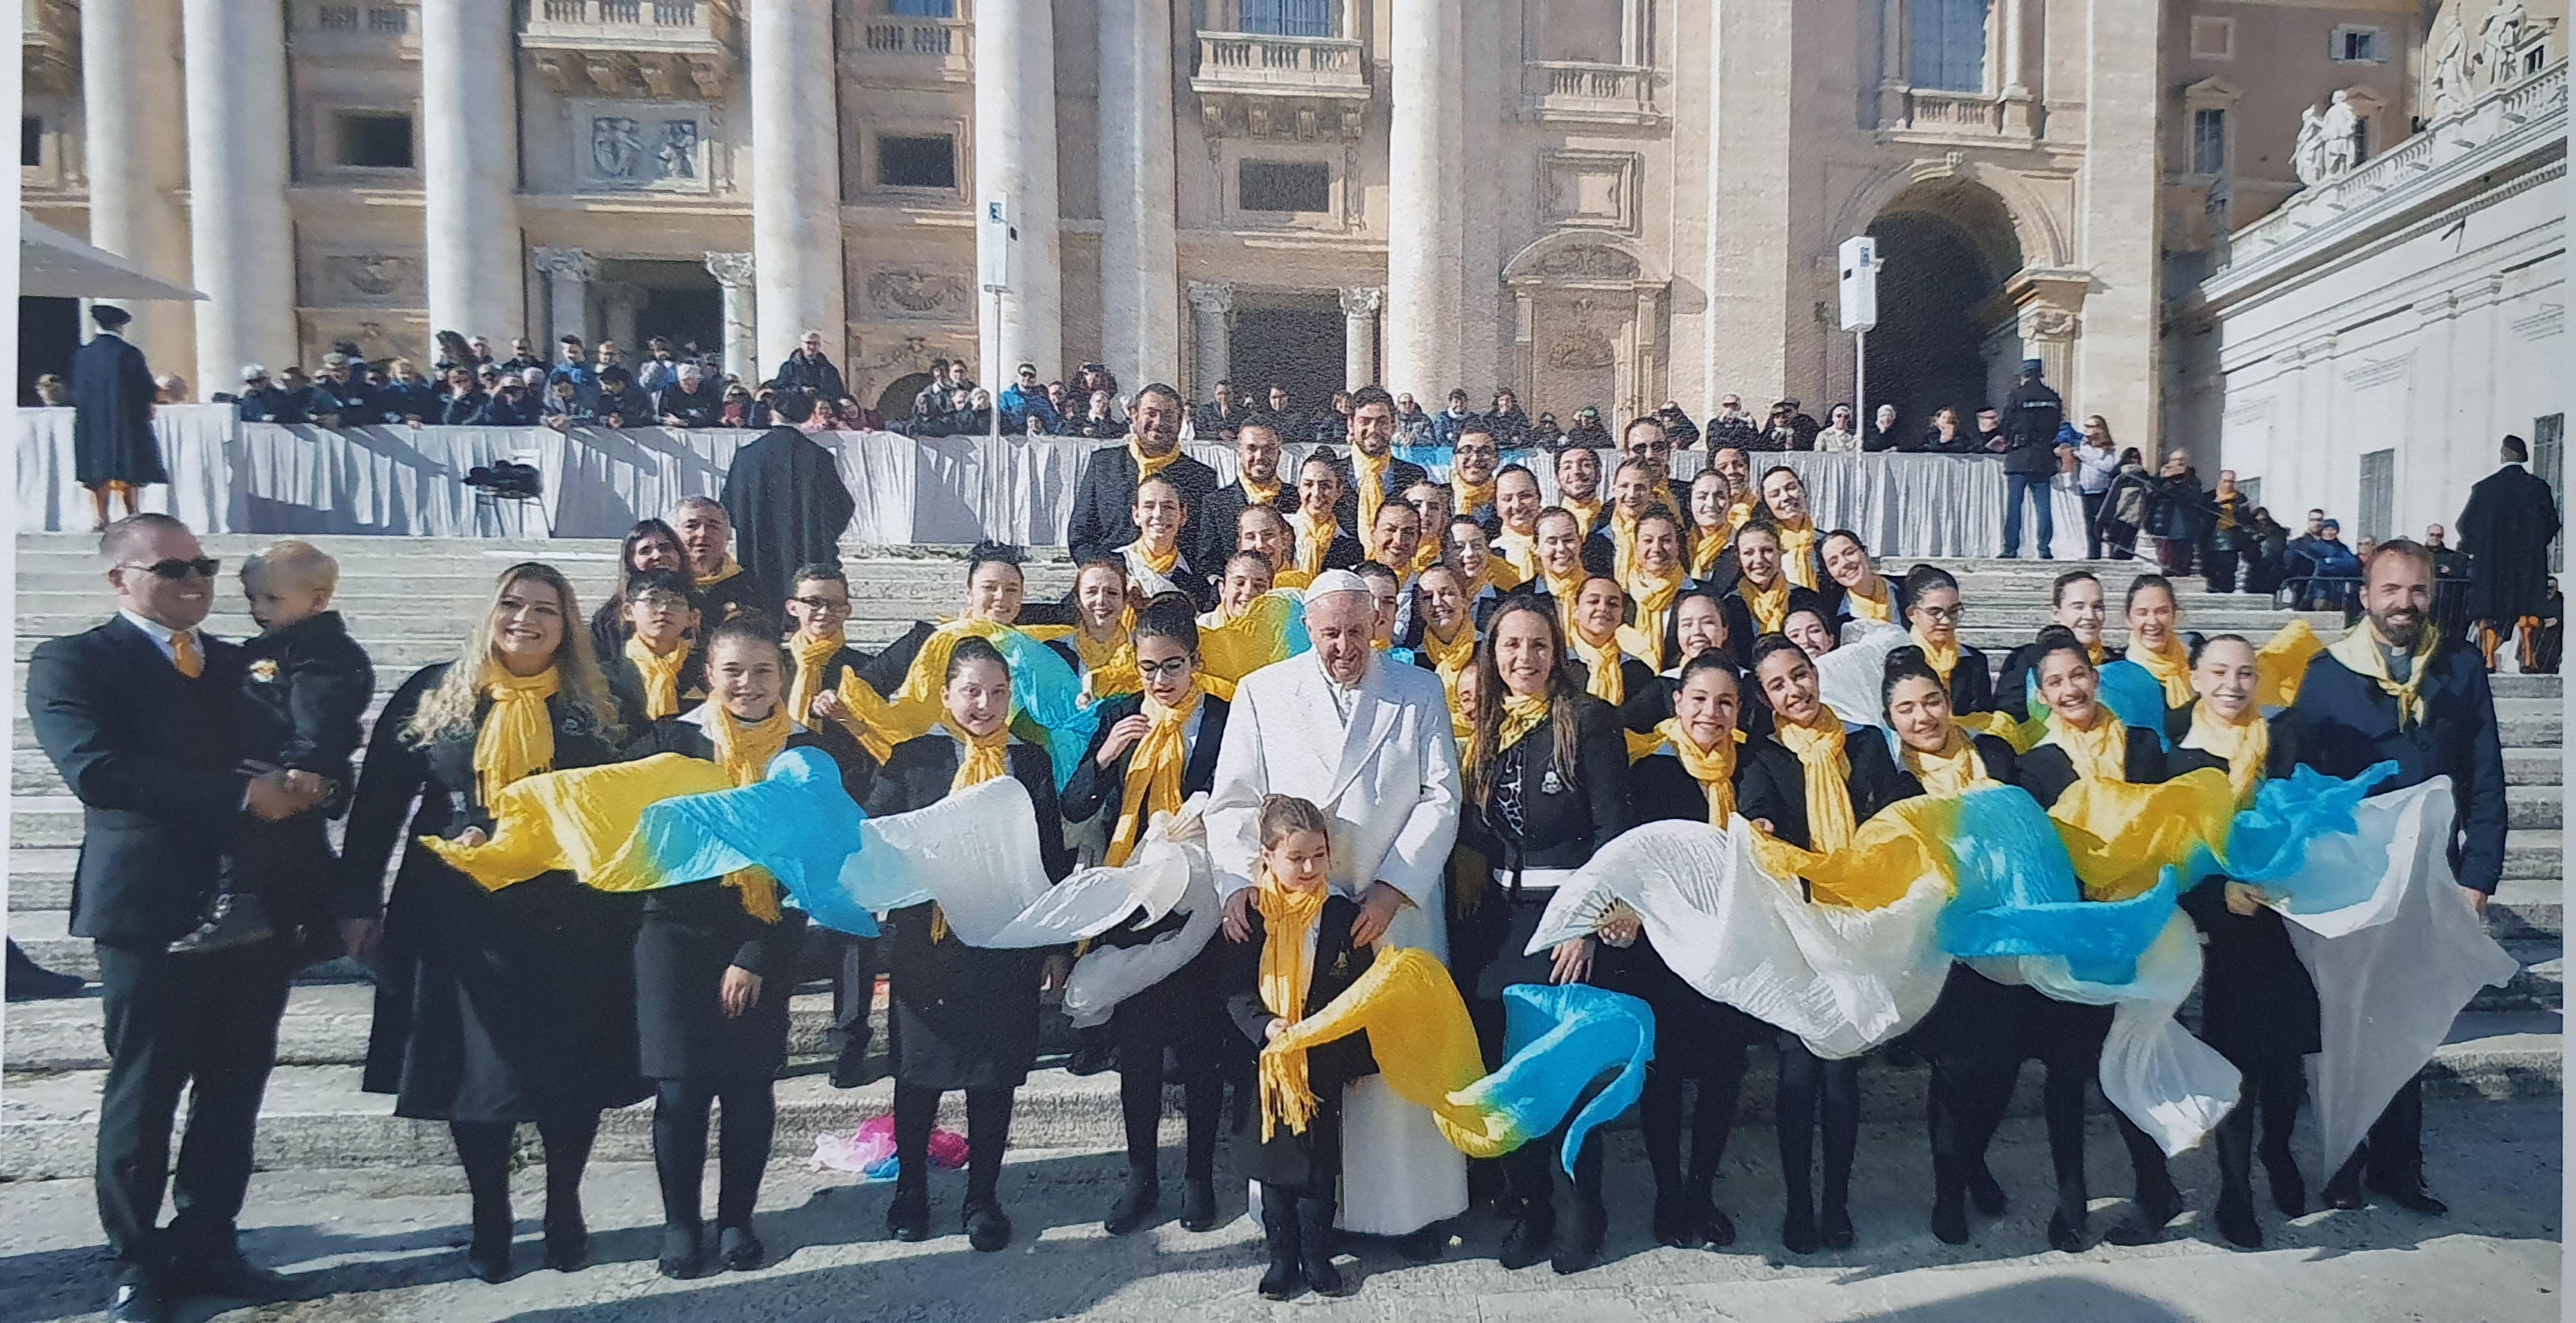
[0,1102,2557,1322]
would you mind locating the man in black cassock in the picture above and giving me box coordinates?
[69,305,168,532]
[719,391,857,611]
[2456,435,2562,670]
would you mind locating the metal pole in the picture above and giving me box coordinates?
[1853,327,1866,437]
[990,287,1004,444]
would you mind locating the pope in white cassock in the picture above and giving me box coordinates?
[1208,569,1469,1242]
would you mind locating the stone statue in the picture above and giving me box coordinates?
[2433,21,2471,119]
[2319,90,2360,176]
[2479,0,2527,85]
[656,119,697,180]
[591,116,643,180]
[2292,104,2329,186]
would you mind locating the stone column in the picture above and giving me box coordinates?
[705,252,758,382]
[1703,0,1797,410]
[747,0,846,375]
[2071,0,2162,449]
[977,0,1064,381]
[1384,0,1462,397]
[532,247,597,348]
[600,284,643,360]
[1877,0,1908,128]
[1187,280,1233,404]
[1097,0,1180,389]
[182,0,297,383]
[422,0,526,349]
[82,0,193,378]
[1339,286,1382,390]
[1998,0,2034,135]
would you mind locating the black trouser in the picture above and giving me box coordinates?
[94,939,293,1272]
[2204,548,2239,594]
[1639,1041,1751,1207]
[1114,998,1220,1186]
[1775,1039,1861,1220]
[828,934,878,1061]
[893,1084,1012,1209]
[2331,1073,2425,1188]
[2214,1052,2305,1202]
[2082,492,2109,560]
[652,1078,777,1231]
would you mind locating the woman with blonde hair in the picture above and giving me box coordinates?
[341,562,638,1283]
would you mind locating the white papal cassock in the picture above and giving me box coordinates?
[1207,647,1468,1235]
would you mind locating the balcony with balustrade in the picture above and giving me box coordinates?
[840,12,972,85]
[1519,60,1658,126]
[1190,31,1369,141]
[521,0,736,98]
[1882,85,2038,146]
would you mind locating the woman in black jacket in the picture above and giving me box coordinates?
[2168,634,2316,1250]
[1459,597,1635,1274]
[620,615,864,1277]
[340,563,641,1283]
[598,569,706,731]
[1721,523,1825,671]
[864,637,1074,1253]
[2008,628,2184,1251]
[1901,564,1994,716]
[589,519,690,663]
[1739,634,1914,1253]
[1059,596,1230,1238]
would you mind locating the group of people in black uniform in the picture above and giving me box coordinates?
[34,372,2508,1317]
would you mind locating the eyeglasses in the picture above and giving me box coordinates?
[792,596,852,616]
[121,557,220,581]
[1915,605,1967,623]
[1138,657,1194,681]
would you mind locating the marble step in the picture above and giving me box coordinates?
[3,1010,2555,1182]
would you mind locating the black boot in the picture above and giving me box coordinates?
[166,893,275,955]
[2261,1138,2308,1218]
[466,1193,514,1284]
[885,1173,930,1243]
[963,1200,1014,1252]
[1551,1143,1606,1274]
[1066,1025,1116,1077]
[1103,1164,1160,1235]
[1257,1192,1303,1300]
[1295,1198,1350,1297]
[1178,1175,1219,1234]
[2215,1105,2263,1249]
[1497,1193,1554,1270]
[1967,1160,2010,1216]
[656,1223,702,1280]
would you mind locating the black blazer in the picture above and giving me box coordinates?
[2288,641,2507,893]
[1194,481,1300,581]
[1462,694,1635,873]
[235,609,376,812]
[601,643,708,734]
[863,734,1074,883]
[1933,642,1996,716]
[1068,444,1223,567]
[1332,454,1430,539]
[28,616,252,947]
[1732,725,1914,850]
[1721,584,1827,668]
[695,570,771,628]
[1060,693,1230,824]
[2012,720,2169,808]
[1224,893,1378,1188]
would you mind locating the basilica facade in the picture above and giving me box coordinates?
[21,0,2465,453]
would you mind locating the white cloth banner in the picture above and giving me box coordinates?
[18,408,2082,555]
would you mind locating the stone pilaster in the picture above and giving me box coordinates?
[531,247,597,349]
[81,0,193,379]
[1188,280,1234,404]
[1340,286,1382,390]
[977,0,1063,380]
[705,252,758,382]
[1097,0,1179,389]
[182,0,296,381]
[1384,0,1463,397]
[2072,0,2164,449]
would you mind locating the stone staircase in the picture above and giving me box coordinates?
[1,535,2560,1179]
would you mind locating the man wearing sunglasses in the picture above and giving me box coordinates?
[26,514,327,1322]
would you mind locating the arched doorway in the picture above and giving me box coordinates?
[1865,181,2023,436]
[878,371,934,422]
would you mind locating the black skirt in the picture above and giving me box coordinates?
[1599,935,1771,1071]
[364,864,649,1123]
[1904,963,2046,1061]
[2195,908,2324,1063]
[1471,887,1565,1005]
[636,899,801,1084]
[882,900,1043,1091]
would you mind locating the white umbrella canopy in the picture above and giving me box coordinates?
[19,214,204,301]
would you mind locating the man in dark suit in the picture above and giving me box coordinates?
[69,305,168,533]
[2290,537,2507,1218]
[1193,420,1296,582]
[26,515,327,1322]
[2457,435,2563,670]
[1332,385,1429,539]
[1067,382,1219,565]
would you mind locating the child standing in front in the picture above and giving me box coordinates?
[1224,794,1375,1300]
[172,540,375,956]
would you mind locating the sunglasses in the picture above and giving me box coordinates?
[122,557,220,581]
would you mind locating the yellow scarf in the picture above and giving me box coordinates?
[473,665,560,804]
[1901,725,1996,799]
[1353,446,1393,537]
[2131,633,2194,707]
[788,632,842,726]
[1740,576,1791,635]
[1540,563,1586,638]
[624,637,690,721]
[1239,474,1282,507]
[705,704,792,922]
[1845,577,1895,625]
[1628,567,1684,668]
[2324,621,2438,730]
[1689,522,1731,580]
[2044,711,2130,784]
[1073,611,1141,700]
[694,555,742,589]
[1420,619,1477,682]
[1608,508,1642,584]
[1129,538,1180,580]
[1910,628,1960,688]
[1776,519,1819,590]
[1452,476,1495,517]
[1411,538,1443,578]
[1497,692,1551,755]
[2182,703,2271,806]
[1106,686,1202,867]
[1286,509,1334,578]
[1652,718,1738,824]
[1493,528,1539,579]
[1772,709,1859,854]
[1253,866,1331,1140]
[1466,554,1529,597]
[1568,628,1629,707]
[1562,495,1602,539]
[1129,436,1179,483]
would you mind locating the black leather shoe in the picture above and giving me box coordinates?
[656,1224,703,1281]
[1701,1202,1737,1247]
[1550,1200,1605,1275]
[105,1272,167,1323]
[1967,1164,2010,1217]
[2365,1174,2449,1217]
[176,1251,295,1302]
[1497,1209,1554,1270]
[2046,1209,2087,1253]
[1653,1191,1707,1249]
[2322,1166,2366,1211]
[2102,1189,2183,1247]
[1820,1202,1855,1250]
[2260,1143,2308,1218]
[717,1225,765,1271]
[1779,1204,1820,1256]
[1102,1168,1160,1235]
[1394,1224,1445,1261]
[2216,1191,2263,1250]
[1065,1028,1116,1077]
[542,1203,589,1272]
[885,1186,930,1242]
[1930,1195,1969,1245]
[828,1045,873,1089]
[964,1200,1013,1252]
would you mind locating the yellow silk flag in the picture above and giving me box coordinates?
[2045,767,2238,901]
[1262,946,1514,1159]
[419,753,732,893]
[1196,589,1303,702]
[2255,618,2325,710]
[832,619,1024,760]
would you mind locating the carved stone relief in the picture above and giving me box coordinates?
[864,266,972,321]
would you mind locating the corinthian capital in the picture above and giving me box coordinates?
[531,246,599,282]
[1339,286,1383,318]
[1186,279,1235,314]
[704,250,756,288]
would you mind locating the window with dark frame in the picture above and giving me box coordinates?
[2191,107,2226,175]
[878,134,958,189]
[21,116,41,168]
[336,111,414,168]
[1239,159,1330,213]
